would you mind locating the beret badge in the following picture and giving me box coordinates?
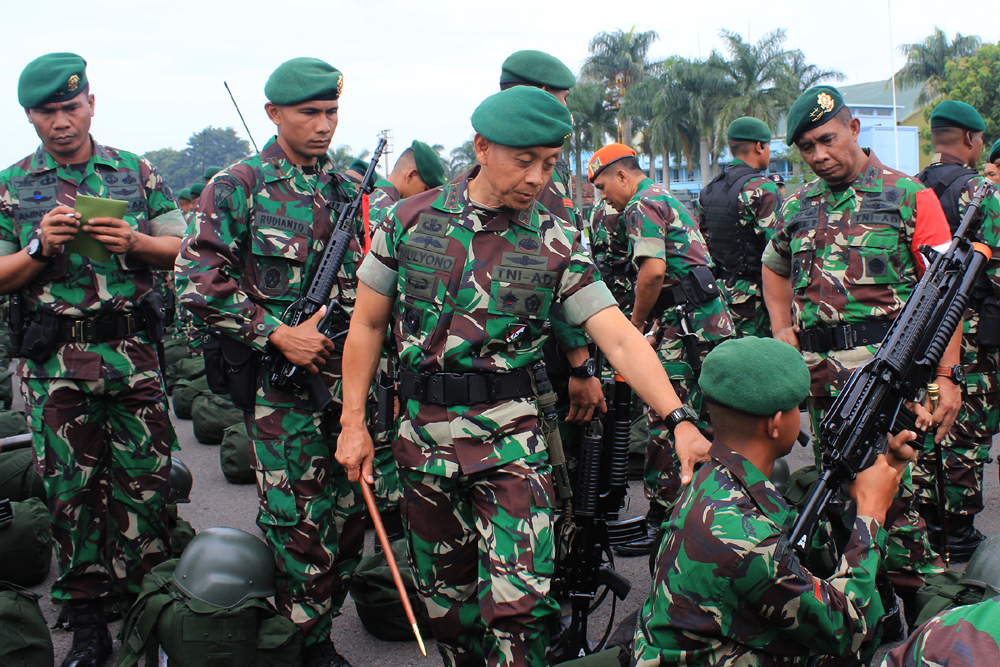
[337,75,344,96]
[67,74,80,92]
[810,92,835,121]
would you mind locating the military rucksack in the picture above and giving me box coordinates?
[220,422,255,485]
[173,375,211,420]
[0,409,28,438]
[192,394,243,445]
[167,504,196,557]
[0,582,54,667]
[349,539,432,642]
[914,534,1000,626]
[0,497,53,587]
[166,355,206,397]
[0,368,14,410]
[0,446,45,503]
[163,337,194,368]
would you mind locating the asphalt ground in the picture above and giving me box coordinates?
[26,399,999,667]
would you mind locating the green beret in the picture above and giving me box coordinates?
[786,85,846,146]
[727,117,772,143]
[500,50,576,90]
[18,53,88,109]
[472,87,572,149]
[204,166,222,181]
[701,337,809,416]
[990,139,1000,164]
[411,140,445,188]
[177,188,192,202]
[930,100,985,132]
[264,57,343,106]
[348,158,369,174]
[190,183,205,197]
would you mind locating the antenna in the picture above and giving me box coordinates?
[224,81,259,154]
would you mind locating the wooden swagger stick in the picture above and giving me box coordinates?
[361,479,427,656]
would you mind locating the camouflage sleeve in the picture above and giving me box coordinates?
[174,173,284,352]
[734,516,887,656]
[357,205,399,297]
[879,596,1000,667]
[558,229,616,327]
[140,157,186,238]
[695,195,708,237]
[626,199,667,265]
[743,178,782,244]
[966,184,1000,296]
[0,171,18,256]
[761,195,799,277]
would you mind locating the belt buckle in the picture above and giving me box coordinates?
[70,320,84,342]
[834,324,855,350]
[424,375,445,405]
[441,373,468,406]
[124,312,135,335]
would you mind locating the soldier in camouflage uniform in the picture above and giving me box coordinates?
[697,117,782,338]
[912,101,1000,562]
[175,58,364,667]
[337,86,713,667]
[588,200,633,315]
[634,336,921,667]
[0,53,185,667]
[762,85,959,618]
[589,143,734,556]
[881,595,1000,667]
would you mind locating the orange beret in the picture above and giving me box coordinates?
[587,143,637,183]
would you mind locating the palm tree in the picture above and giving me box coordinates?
[582,27,660,146]
[448,139,477,179]
[567,82,618,209]
[712,29,795,131]
[782,49,844,95]
[327,145,370,172]
[895,28,982,106]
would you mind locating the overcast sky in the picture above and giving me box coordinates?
[1,0,995,173]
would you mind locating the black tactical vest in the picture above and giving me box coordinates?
[915,163,977,234]
[698,163,764,278]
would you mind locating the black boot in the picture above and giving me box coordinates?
[60,600,112,667]
[613,503,666,558]
[303,638,354,667]
[947,513,986,564]
[917,504,945,556]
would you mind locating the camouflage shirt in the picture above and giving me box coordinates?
[174,136,362,409]
[357,165,616,477]
[537,160,582,231]
[0,138,186,380]
[762,150,952,396]
[634,441,887,667]
[625,177,734,343]
[881,595,1000,667]
[588,200,633,313]
[368,178,400,222]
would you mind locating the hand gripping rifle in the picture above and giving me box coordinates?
[266,138,387,410]
[788,182,996,555]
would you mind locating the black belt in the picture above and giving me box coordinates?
[397,369,534,407]
[54,311,149,343]
[797,321,891,353]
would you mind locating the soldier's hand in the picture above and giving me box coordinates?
[673,421,711,485]
[774,325,801,351]
[336,419,376,484]
[83,216,138,254]
[885,428,919,472]
[850,453,904,525]
[38,205,80,256]
[566,376,607,424]
[269,307,337,374]
[927,377,961,444]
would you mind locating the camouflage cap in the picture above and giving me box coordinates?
[18,53,88,109]
[587,143,637,182]
[472,87,572,149]
[411,140,445,188]
[701,336,809,415]
[264,57,343,105]
[786,85,846,146]
[500,50,576,90]
[204,166,222,181]
[727,117,772,143]
[930,100,985,132]
[991,139,1000,164]
[177,188,192,202]
[190,183,205,197]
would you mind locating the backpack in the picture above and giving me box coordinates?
[348,539,432,642]
[116,559,302,667]
[913,569,997,627]
[167,504,196,557]
[192,394,243,445]
[220,423,255,485]
[166,355,206,396]
[0,409,28,438]
[0,446,45,503]
[0,582,54,667]
[173,375,211,420]
[0,497,53,587]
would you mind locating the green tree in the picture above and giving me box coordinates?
[144,126,251,191]
[895,27,983,106]
[448,139,477,180]
[927,41,1000,157]
[327,144,371,172]
[567,82,618,208]
[783,49,844,95]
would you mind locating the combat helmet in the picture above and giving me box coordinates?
[168,456,193,504]
[173,527,276,608]
[960,533,1000,594]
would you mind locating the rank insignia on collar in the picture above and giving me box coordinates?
[67,74,80,91]
[506,324,527,343]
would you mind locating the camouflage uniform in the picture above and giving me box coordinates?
[625,178,734,511]
[912,153,1000,517]
[696,158,782,338]
[880,595,1000,667]
[356,165,616,667]
[762,149,952,598]
[174,136,365,647]
[588,200,633,316]
[538,160,581,231]
[0,140,185,602]
[634,441,887,667]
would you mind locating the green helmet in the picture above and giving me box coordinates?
[769,457,790,497]
[168,456,192,504]
[173,527,275,608]
[961,534,1000,594]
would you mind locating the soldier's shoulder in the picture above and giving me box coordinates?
[0,153,34,182]
[389,185,446,227]
[878,165,925,198]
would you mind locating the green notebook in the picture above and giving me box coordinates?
[67,195,128,263]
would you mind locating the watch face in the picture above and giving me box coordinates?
[584,358,596,376]
[27,238,40,255]
[953,366,966,384]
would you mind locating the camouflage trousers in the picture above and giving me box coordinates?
[400,454,559,667]
[807,397,944,595]
[22,370,175,601]
[373,441,401,514]
[912,391,998,516]
[727,293,770,340]
[644,339,718,512]
[246,403,365,646]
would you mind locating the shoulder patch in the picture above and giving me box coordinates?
[416,212,451,237]
[213,174,241,208]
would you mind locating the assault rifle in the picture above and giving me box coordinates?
[552,355,646,660]
[266,138,387,410]
[788,182,996,554]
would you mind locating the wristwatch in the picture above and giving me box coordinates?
[568,358,597,379]
[936,365,966,384]
[25,238,51,263]
[665,405,698,433]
